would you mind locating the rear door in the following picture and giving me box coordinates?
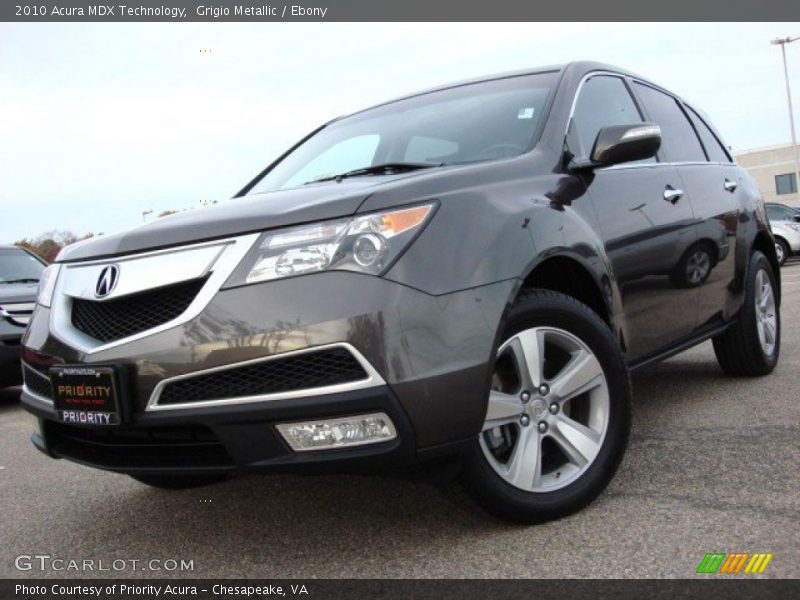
[569,74,698,359]
[683,105,744,325]
[632,81,741,330]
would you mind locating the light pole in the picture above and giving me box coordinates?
[771,36,800,200]
[142,209,153,222]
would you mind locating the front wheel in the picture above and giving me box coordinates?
[460,289,631,524]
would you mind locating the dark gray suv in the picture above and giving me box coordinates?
[21,62,780,523]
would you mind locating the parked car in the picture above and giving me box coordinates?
[0,245,45,388]
[20,62,780,523]
[766,202,800,265]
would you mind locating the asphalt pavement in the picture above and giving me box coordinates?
[1,263,798,579]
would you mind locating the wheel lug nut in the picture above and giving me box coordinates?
[520,415,530,426]
[549,402,559,415]
[537,421,548,433]
[520,391,531,403]
[538,384,549,396]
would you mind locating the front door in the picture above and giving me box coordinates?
[568,74,699,359]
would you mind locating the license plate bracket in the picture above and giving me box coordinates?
[50,365,121,426]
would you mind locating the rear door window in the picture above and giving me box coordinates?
[633,83,706,163]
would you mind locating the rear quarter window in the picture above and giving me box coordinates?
[686,107,731,163]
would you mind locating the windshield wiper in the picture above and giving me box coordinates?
[1,278,40,284]
[305,162,443,184]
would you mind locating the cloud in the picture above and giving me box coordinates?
[1,22,798,242]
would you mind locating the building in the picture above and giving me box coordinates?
[735,143,800,206]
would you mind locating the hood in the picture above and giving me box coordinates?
[0,282,39,303]
[58,178,399,262]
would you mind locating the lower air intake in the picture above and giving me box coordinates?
[156,346,369,406]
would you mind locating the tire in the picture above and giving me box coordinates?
[774,238,789,266]
[669,242,714,288]
[0,364,22,389]
[130,474,228,490]
[459,289,632,524]
[712,250,780,377]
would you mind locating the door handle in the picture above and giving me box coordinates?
[724,179,737,192]
[663,185,684,204]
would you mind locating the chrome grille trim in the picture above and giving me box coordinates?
[0,302,35,327]
[147,343,386,412]
[21,361,54,407]
[49,233,260,355]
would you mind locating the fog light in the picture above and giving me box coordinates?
[276,412,396,452]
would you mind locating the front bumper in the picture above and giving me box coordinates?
[21,271,515,474]
[25,383,416,475]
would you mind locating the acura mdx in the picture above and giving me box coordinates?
[21,62,780,523]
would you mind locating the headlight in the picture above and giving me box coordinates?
[226,203,435,286]
[37,264,61,307]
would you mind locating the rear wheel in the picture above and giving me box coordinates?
[713,251,779,376]
[130,474,228,490]
[460,289,631,524]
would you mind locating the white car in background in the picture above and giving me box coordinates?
[766,202,800,266]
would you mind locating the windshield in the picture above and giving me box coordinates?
[248,72,557,194]
[0,248,45,283]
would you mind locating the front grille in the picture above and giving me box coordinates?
[22,363,52,400]
[44,422,233,469]
[157,347,368,406]
[71,278,206,343]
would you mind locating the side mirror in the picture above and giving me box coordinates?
[793,214,800,223]
[571,123,661,170]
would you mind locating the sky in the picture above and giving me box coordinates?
[1,22,799,244]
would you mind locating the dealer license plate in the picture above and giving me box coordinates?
[50,366,121,426]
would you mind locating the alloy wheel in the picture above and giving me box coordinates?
[775,242,785,265]
[480,327,610,492]
[754,268,777,356]
[686,249,711,285]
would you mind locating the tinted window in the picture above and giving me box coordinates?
[0,248,45,283]
[776,173,798,196]
[633,83,706,162]
[570,75,643,158]
[249,72,556,193]
[686,107,731,163]
[282,135,380,189]
[766,204,796,220]
[404,136,459,163]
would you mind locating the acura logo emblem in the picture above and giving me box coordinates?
[95,265,120,298]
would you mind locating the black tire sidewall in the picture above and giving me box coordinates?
[743,251,780,368]
[462,291,631,522]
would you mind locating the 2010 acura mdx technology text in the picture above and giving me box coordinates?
[21,62,781,523]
